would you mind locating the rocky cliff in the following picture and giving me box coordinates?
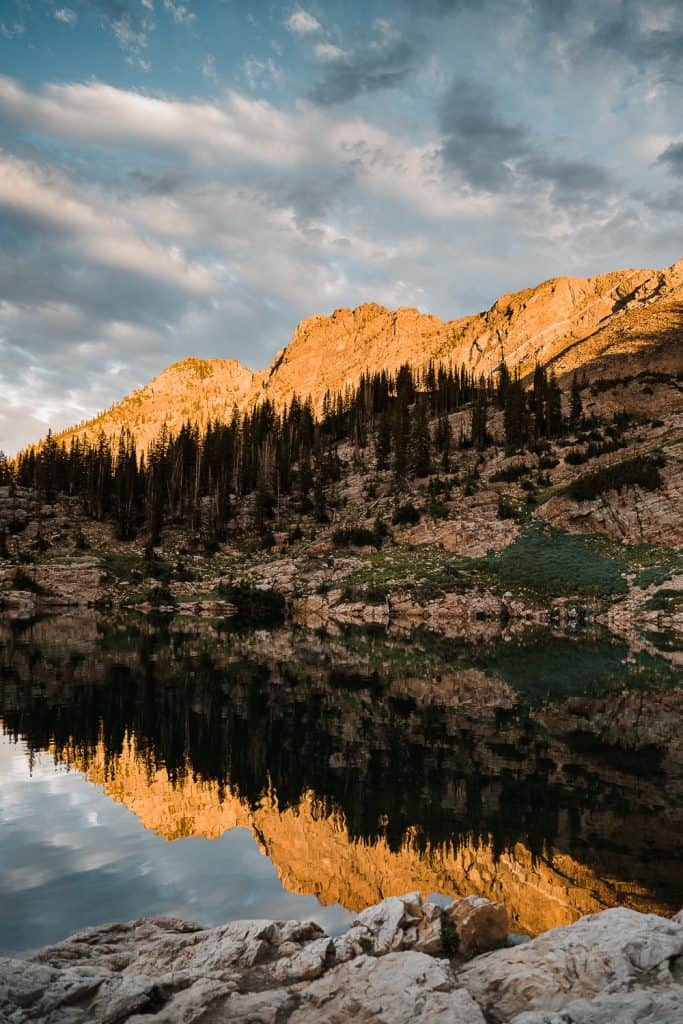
[47,258,683,452]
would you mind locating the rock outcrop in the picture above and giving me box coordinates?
[41,258,683,454]
[1,897,681,1023]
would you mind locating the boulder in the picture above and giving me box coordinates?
[457,906,683,1023]
[289,952,486,1023]
[445,895,509,955]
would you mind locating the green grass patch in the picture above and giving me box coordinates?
[477,524,628,598]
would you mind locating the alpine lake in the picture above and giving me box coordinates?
[1,609,681,954]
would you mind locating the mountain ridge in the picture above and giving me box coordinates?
[47,258,683,452]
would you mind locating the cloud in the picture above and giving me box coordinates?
[309,30,419,104]
[439,78,530,190]
[314,42,349,62]
[243,58,284,91]
[285,9,322,35]
[439,77,614,206]
[163,0,195,27]
[0,20,25,39]
[54,8,78,26]
[0,155,217,294]
[656,140,683,177]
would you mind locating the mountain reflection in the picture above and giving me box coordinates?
[1,614,681,935]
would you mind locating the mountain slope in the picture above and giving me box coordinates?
[52,259,683,452]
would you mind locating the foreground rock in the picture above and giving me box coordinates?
[1,896,681,1023]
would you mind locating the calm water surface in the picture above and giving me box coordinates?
[1,613,681,954]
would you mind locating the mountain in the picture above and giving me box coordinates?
[51,259,683,452]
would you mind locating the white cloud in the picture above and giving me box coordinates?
[164,0,195,27]
[0,21,24,39]
[314,42,349,62]
[286,9,322,35]
[202,54,218,84]
[0,154,217,294]
[243,57,283,90]
[54,8,78,26]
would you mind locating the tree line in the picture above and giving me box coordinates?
[8,360,582,545]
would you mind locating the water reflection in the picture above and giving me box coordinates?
[1,613,681,952]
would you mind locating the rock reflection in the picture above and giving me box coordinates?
[1,614,681,935]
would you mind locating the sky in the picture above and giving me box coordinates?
[1,0,683,453]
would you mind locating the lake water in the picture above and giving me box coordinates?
[1,612,681,954]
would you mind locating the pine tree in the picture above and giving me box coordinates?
[570,374,583,429]
[392,393,410,477]
[375,408,392,470]
[470,390,488,450]
[503,376,528,451]
[410,399,432,477]
[435,412,452,473]
[496,361,510,408]
[532,364,548,438]
[547,370,563,436]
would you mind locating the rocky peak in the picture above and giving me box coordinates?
[41,257,683,454]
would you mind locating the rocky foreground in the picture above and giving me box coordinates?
[2,894,682,1023]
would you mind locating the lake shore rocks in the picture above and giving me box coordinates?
[1,895,681,1023]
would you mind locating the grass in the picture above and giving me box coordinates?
[477,524,628,598]
[337,524,682,607]
[102,551,144,582]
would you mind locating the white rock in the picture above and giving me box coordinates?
[289,952,486,1024]
[458,907,683,1024]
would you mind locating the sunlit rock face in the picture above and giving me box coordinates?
[44,258,683,453]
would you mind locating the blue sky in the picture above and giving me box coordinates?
[1,0,682,451]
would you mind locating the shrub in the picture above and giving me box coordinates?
[216,582,285,626]
[332,526,379,548]
[564,449,589,466]
[539,456,559,470]
[340,584,388,605]
[441,915,459,955]
[569,455,665,502]
[146,584,176,607]
[428,499,450,520]
[392,502,421,526]
[10,569,46,594]
[73,530,90,551]
[497,494,518,520]
[491,462,530,483]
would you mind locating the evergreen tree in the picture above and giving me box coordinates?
[532,364,548,438]
[570,374,583,429]
[434,412,452,473]
[503,376,528,451]
[470,389,488,450]
[496,361,510,408]
[392,393,411,477]
[375,408,392,470]
[410,399,432,477]
[547,369,563,436]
